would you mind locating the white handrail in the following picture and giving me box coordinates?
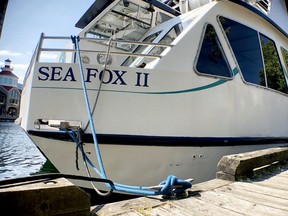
[23,33,44,85]
[36,35,173,63]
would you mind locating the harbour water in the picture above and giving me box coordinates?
[0,121,136,204]
[0,121,47,180]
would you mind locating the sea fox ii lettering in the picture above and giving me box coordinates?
[37,66,149,87]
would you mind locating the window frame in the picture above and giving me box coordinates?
[258,32,268,87]
[131,22,183,67]
[259,33,288,94]
[281,47,288,73]
[122,22,183,68]
[217,16,265,87]
[194,23,234,80]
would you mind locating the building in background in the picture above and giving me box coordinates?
[0,59,21,117]
[0,0,9,39]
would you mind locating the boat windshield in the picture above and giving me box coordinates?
[122,22,183,67]
[85,1,153,41]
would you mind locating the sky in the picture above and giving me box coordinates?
[0,0,95,83]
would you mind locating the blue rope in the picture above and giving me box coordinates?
[70,35,192,196]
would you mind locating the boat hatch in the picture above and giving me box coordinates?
[34,119,82,130]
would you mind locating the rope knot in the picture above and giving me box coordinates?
[71,35,80,44]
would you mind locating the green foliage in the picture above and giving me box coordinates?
[261,36,288,93]
[281,47,288,71]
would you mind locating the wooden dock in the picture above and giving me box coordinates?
[91,147,288,216]
[1,147,288,215]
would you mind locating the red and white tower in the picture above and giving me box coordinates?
[0,59,21,117]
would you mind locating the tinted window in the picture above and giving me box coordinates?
[282,47,288,71]
[219,17,265,86]
[134,23,183,67]
[260,35,288,93]
[159,23,183,44]
[196,24,232,77]
[123,23,183,67]
[156,12,173,26]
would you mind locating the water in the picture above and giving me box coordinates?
[0,121,47,180]
[0,121,136,204]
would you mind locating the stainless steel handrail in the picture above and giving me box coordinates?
[40,48,162,59]
[42,36,173,48]
[23,33,45,86]
[32,34,173,64]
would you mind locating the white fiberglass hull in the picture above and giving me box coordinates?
[19,0,288,193]
[31,134,287,190]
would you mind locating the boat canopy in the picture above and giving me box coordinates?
[75,0,180,29]
[79,0,181,43]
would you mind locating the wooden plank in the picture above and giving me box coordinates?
[0,178,91,216]
[148,206,178,216]
[146,195,243,216]
[253,176,288,190]
[217,147,288,181]
[230,182,288,200]
[195,190,288,216]
[91,196,164,216]
[92,171,288,216]
[119,211,143,216]
[213,184,288,212]
[189,179,232,192]
[92,179,232,215]
[173,196,243,216]
[152,202,199,216]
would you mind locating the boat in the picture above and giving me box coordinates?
[18,0,288,193]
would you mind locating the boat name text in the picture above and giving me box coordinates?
[37,66,149,87]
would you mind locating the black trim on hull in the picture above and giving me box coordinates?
[27,130,288,147]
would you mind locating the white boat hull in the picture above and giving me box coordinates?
[19,0,288,193]
[31,134,287,190]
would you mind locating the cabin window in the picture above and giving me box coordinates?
[195,24,232,78]
[159,23,183,44]
[260,35,288,94]
[220,16,288,94]
[122,31,162,66]
[281,47,288,71]
[133,23,183,67]
[122,23,183,67]
[156,12,173,26]
[219,17,265,86]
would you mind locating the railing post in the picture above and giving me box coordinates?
[35,33,45,63]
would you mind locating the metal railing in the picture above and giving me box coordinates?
[23,33,173,87]
[23,33,44,86]
[34,33,173,63]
